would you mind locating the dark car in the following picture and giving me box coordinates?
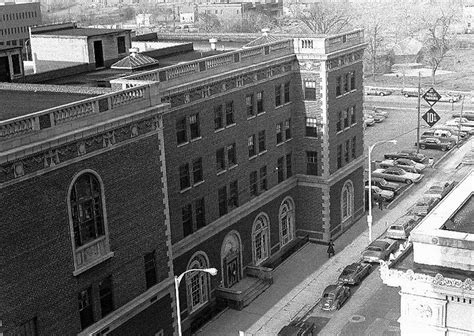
[417,138,453,151]
[278,320,315,336]
[384,150,427,163]
[320,284,351,311]
[361,238,400,263]
[338,262,372,285]
[366,177,403,194]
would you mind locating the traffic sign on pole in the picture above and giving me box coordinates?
[423,87,441,106]
[422,108,441,127]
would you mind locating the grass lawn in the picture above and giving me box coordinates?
[364,49,474,92]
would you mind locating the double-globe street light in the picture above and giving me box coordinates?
[174,267,218,336]
[367,139,397,243]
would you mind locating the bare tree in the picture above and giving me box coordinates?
[195,13,221,33]
[294,1,353,34]
[224,11,276,33]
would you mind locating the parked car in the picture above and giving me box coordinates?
[364,114,375,127]
[320,284,351,311]
[417,137,453,151]
[384,150,427,163]
[433,125,468,139]
[365,185,395,201]
[445,119,474,134]
[401,88,424,98]
[449,117,474,128]
[378,158,426,173]
[372,167,424,184]
[438,93,462,103]
[361,238,400,263]
[338,262,372,285]
[452,111,474,121]
[371,107,389,118]
[386,215,420,240]
[364,111,385,123]
[411,196,440,217]
[366,87,393,96]
[424,181,456,200]
[421,129,458,145]
[365,177,403,194]
[278,320,315,336]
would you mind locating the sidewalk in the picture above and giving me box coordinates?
[196,139,474,336]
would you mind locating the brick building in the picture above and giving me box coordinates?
[1,28,366,335]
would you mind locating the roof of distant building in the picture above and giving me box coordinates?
[243,29,283,48]
[111,49,160,70]
[33,27,129,37]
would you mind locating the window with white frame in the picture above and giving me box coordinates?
[186,254,210,312]
[341,180,354,222]
[253,215,269,265]
[279,198,295,247]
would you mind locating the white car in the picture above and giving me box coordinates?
[378,158,426,173]
[365,185,395,201]
[372,167,424,184]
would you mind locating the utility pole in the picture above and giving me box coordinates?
[416,72,421,154]
[458,97,465,147]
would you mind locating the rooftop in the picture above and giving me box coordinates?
[33,27,129,37]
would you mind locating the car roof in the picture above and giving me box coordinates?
[370,240,390,247]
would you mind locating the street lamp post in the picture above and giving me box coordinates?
[367,139,397,243]
[174,267,218,336]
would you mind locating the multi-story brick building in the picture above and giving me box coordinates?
[1,27,366,335]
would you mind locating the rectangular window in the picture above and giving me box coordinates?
[306,151,318,175]
[304,80,317,100]
[275,84,282,106]
[216,148,225,172]
[195,198,206,229]
[306,117,318,137]
[258,130,266,153]
[18,317,38,336]
[189,113,200,139]
[248,135,256,157]
[144,251,157,289]
[182,204,193,236]
[343,109,349,128]
[286,153,292,178]
[352,136,357,159]
[246,94,254,117]
[350,71,356,90]
[117,36,126,54]
[79,287,94,330]
[256,91,264,113]
[284,82,290,103]
[336,111,342,132]
[179,163,190,190]
[227,143,237,166]
[337,144,342,169]
[277,157,284,183]
[229,180,238,208]
[345,140,350,163]
[336,76,342,96]
[192,158,203,184]
[218,186,227,216]
[350,106,356,125]
[276,123,283,144]
[259,166,267,191]
[214,105,223,130]
[285,119,292,140]
[344,73,349,93]
[250,171,258,197]
[99,276,114,318]
[176,117,187,145]
[225,101,234,125]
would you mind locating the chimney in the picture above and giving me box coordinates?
[129,47,139,57]
[209,38,218,51]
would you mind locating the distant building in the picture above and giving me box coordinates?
[0,45,24,81]
[381,171,474,335]
[0,0,41,58]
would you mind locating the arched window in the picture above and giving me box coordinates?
[279,197,295,247]
[341,180,354,222]
[186,253,211,312]
[252,214,269,265]
[69,171,112,274]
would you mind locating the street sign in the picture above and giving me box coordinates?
[423,87,441,106]
[422,108,441,127]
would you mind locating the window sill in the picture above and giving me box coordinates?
[214,127,225,133]
[226,123,236,128]
[228,164,238,170]
[285,138,293,143]
[258,150,267,156]
[217,170,227,176]
[276,142,284,147]
[257,111,266,116]
[249,155,258,160]
[177,141,190,148]
[336,130,343,134]
[193,180,205,187]
[73,252,114,276]
[247,115,256,120]
[180,186,192,194]
[190,136,202,143]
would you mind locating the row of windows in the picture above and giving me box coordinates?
[0,25,29,36]
[1,11,38,21]
[336,106,357,132]
[177,83,291,146]
[336,71,356,97]
[181,155,293,236]
[337,136,357,169]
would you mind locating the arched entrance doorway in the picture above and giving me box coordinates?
[221,231,242,288]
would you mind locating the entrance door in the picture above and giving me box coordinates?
[0,56,11,82]
[224,256,239,288]
[93,41,104,68]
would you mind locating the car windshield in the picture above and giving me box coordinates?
[389,225,404,231]
[379,179,388,186]
[324,292,336,299]
[341,269,353,276]
[367,246,382,252]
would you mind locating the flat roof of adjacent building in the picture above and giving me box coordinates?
[33,28,129,37]
[0,90,98,121]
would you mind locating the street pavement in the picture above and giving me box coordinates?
[195,139,474,336]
